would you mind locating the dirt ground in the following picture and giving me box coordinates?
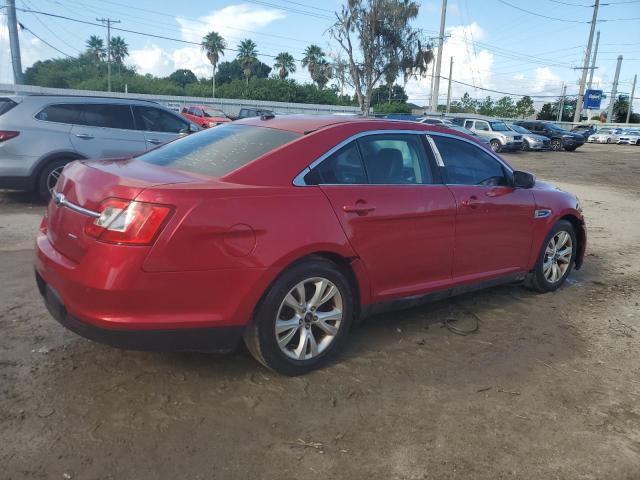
[1,143,639,480]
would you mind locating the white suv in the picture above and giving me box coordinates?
[0,95,198,199]
[452,117,523,153]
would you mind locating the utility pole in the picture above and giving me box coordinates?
[587,30,600,90]
[97,17,121,92]
[7,0,24,84]
[574,0,599,122]
[445,57,453,114]
[626,74,636,124]
[558,83,566,122]
[430,0,447,113]
[606,55,623,123]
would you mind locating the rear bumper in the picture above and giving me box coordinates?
[36,270,243,352]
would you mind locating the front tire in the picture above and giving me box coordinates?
[244,258,354,375]
[550,139,562,151]
[521,140,530,151]
[490,140,501,153]
[525,220,577,293]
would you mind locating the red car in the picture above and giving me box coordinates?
[35,116,586,375]
[180,105,231,128]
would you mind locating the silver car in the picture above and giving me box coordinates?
[452,117,523,153]
[0,95,198,199]
[508,124,551,151]
[616,129,640,145]
[588,128,623,144]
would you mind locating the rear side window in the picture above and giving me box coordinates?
[432,135,508,186]
[137,124,301,177]
[0,98,17,116]
[77,104,134,129]
[133,106,189,133]
[304,142,367,185]
[358,134,431,184]
[35,104,83,124]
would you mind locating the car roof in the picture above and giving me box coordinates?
[235,114,376,134]
[17,94,161,105]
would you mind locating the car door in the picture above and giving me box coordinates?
[429,134,535,282]
[132,105,191,149]
[473,120,493,142]
[69,103,147,159]
[305,132,456,302]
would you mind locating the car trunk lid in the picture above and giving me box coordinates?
[45,158,199,263]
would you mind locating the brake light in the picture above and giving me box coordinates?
[0,131,19,142]
[85,198,172,245]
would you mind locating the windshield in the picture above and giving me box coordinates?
[598,128,612,134]
[546,123,565,132]
[449,125,479,137]
[203,108,226,118]
[138,124,301,177]
[489,121,510,132]
[509,124,530,134]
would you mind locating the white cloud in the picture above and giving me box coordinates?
[129,4,286,78]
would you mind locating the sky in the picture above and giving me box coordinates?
[1,0,639,112]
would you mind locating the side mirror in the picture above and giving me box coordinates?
[513,170,535,189]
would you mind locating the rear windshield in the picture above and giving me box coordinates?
[0,98,17,116]
[137,124,301,177]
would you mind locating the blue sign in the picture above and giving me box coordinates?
[584,89,603,109]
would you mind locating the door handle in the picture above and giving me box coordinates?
[461,195,481,209]
[147,138,163,145]
[74,133,94,139]
[343,204,376,215]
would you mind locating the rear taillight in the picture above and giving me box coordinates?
[84,198,172,245]
[0,131,19,142]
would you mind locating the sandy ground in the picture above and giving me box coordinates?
[1,143,639,480]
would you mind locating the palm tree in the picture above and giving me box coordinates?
[109,36,129,75]
[86,35,106,64]
[201,31,226,98]
[237,39,258,85]
[302,44,327,89]
[274,52,296,80]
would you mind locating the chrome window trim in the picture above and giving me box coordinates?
[292,128,513,187]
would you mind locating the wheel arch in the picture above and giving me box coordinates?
[31,151,87,189]
[559,213,586,270]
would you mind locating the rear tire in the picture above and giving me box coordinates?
[525,220,577,293]
[244,258,355,375]
[37,159,70,201]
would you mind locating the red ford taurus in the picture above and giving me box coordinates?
[35,116,586,375]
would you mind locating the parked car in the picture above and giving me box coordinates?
[236,107,276,119]
[445,125,491,146]
[451,117,523,152]
[0,95,199,199]
[181,105,231,128]
[513,121,585,151]
[417,117,454,126]
[35,116,586,375]
[508,124,551,151]
[588,127,623,144]
[571,124,597,139]
[616,129,640,145]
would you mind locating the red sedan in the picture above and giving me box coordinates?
[35,116,586,375]
[180,105,231,128]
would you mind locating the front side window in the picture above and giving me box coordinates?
[358,134,431,184]
[304,142,366,185]
[133,106,189,133]
[431,135,508,186]
[138,124,301,177]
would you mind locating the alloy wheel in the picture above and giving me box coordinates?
[275,277,343,361]
[551,139,562,151]
[543,231,573,284]
[47,165,65,194]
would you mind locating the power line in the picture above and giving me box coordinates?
[21,0,81,53]
[18,21,73,57]
[497,0,588,22]
[241,0,334,20]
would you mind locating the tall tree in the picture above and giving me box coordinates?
[515,95,535,119]
[167,69,198,87]
[86,35,106,64]
[274,52,296,80]
[237,39,258,85]
[109,36,128,75]
[330,0,430,115]
[302,44,328,88]
[331,54,349,97]
[202,31,226,98]
[493,96,517,118]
